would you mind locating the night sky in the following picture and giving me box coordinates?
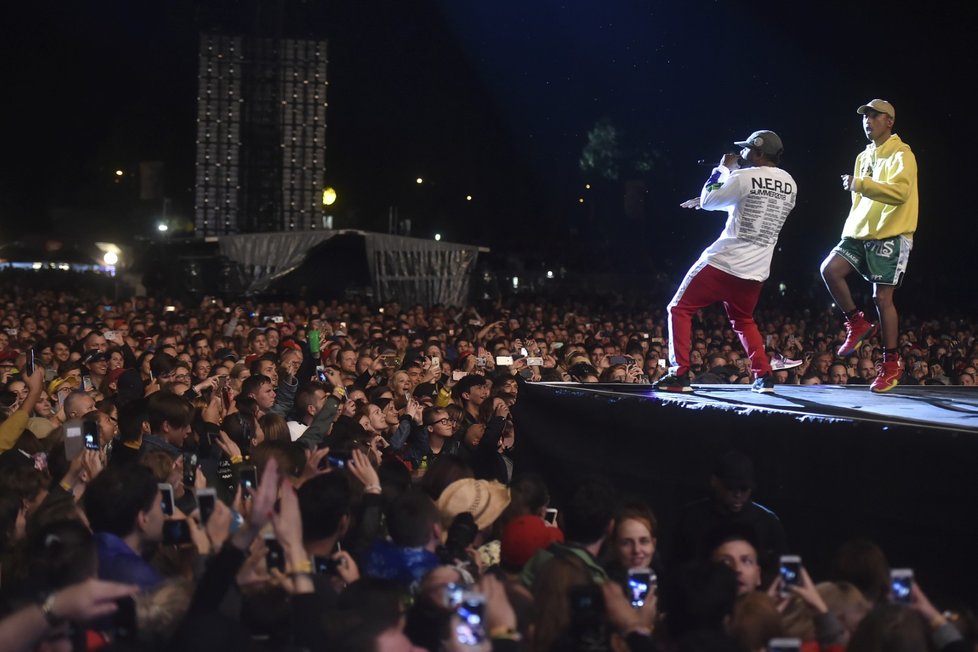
[2,1,976,301]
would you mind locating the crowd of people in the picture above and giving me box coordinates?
[0,287,974,652]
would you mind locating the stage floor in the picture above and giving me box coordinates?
[540,382,978,434]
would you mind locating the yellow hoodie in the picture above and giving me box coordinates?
[842,134,918,240]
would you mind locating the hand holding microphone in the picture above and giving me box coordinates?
[684,151,743,209]
[721,153,742,169]
[698,150,746,169]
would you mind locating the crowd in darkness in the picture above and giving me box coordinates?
[0,284,975,652]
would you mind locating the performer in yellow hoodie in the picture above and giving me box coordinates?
[820,99,918,393]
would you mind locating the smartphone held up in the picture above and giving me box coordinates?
[627,568,656,608]
[196,488,217,525]
[778,555,802,596]
[162,519,192,546]
[454,591,487,645]
[890,568,913,604]
[239,465,258,493]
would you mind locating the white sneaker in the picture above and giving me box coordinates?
[770,353,802,371]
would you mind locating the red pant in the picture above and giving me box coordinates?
[667,262,771,377]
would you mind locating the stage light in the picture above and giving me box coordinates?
[416,177,423,184]
[585,183,591,189]
[115,169,124,176]
[434,233,441,241]
[322,187,337,206]
[547,270,554,279]
[157,223,169,232]
[578,197,584,203]
[103,252,119,265]
[466,195,472,201]
[512,276,519,289]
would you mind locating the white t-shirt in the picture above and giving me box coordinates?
[287,420,308,442]
[695,164,797,281]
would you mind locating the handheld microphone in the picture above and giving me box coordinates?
[698,155,748,168]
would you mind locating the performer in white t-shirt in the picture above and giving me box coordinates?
[655,130,800,394]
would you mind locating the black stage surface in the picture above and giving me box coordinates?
[513,382,978,605]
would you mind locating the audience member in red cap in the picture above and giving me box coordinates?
[500,514,564,571]
[99,367,129,397]
[279,339,302,354]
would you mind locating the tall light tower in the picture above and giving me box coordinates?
[194,32,328,235]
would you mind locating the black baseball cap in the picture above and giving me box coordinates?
[83,349,109,364]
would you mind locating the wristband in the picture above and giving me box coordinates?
[288,559,313,575]
[489,627,522,641]
[363,484,382,494]
[230,455,244,465]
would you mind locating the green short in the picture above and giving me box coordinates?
[833,236,912,286]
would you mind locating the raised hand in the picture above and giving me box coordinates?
[215,429,242,461]
[347,448,381,493]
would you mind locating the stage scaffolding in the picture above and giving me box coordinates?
[195,33,328,235]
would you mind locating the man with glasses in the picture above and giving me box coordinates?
[655,130,800,394]
[172,363,193,386]
[820,99,918,394]
[401,406,457,471]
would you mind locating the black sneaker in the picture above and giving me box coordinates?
[751,374,775,394]
[654,371,693,393]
